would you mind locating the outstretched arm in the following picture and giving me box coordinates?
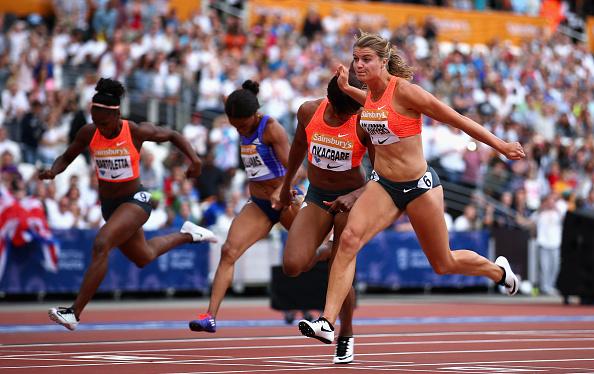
[134,122,203,177]
[38,124,94,179]
[400,84,525,160]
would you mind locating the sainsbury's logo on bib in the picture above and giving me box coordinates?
[311,133,353,149]
[361,109,388,120]
[94,148,130,157]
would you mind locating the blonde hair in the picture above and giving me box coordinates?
[354,31,414,80]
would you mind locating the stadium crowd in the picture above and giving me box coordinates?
[0,0,592,252]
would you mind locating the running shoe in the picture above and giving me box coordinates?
[333,336,354,364]
[189,313,217,333]
[298,316,334,344]
[181,221,217,243]
[495,256,518,296]
[48,307,79,331]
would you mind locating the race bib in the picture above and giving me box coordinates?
[133,191,152,203]
[309,133,354,172]
[360,108,400,145]
[241,145,271,179]
[94,148,134,181]
[416,171,433,190]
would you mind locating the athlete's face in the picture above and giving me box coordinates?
[91,107,120,138]
[353,47,385,82]
[229,114,258,137]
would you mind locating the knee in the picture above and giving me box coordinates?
[91,237,112,259]
[133,255,152,269]
[220,242,240,265]
[282,259,303,278]
[339,226,363,258]
[431,259,455,275]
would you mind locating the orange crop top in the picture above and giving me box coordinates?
[89,120,140,182]
[305,99,366,172]
[359,76,422,145]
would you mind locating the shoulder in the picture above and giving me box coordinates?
[297,98,324,123]
[129,120,156,134]
[261,115,288,143]
[78,123,97,141]
[395,80,431,106]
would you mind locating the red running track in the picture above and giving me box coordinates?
[1,296,594,373]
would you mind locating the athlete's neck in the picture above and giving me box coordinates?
[366,73,392,101]
[325,103,351,126]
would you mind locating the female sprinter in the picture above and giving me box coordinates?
[189,80,302,333]
[279,73,373,364]
[299,32,526,344]
[40,78,216,331]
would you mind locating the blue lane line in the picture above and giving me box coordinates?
[2,315,594,333]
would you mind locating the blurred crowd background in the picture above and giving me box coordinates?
[0,0,593,284]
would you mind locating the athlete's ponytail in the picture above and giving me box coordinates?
[225,80,260,118]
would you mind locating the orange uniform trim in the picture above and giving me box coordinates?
[364,76,422,139]
[89,120,140,183]
[305,99,366,171]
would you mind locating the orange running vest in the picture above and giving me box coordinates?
[305,99,366,172]
[359,76,422,145]
[89,120,140,182]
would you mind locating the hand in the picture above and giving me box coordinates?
[335,64,350,92]
[185,160,202,178]
[270,188,283,210]
[323,192,357,214]
[273,185,301,210]
[275,185,292,210]
[38,169,56,180]
[502,142,525,160]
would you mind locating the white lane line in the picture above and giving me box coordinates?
[163,359,594,374]
[3,329,594,349]
[2,336,594,359]
[3,349,594,372]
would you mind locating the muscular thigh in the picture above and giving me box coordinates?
[345,181,400,244]
[225,202,274,252]
[406,186,451,264]
[279,200,302,230]
[118,229,151,265]
[284,204,334,264]
[97,202,149,249]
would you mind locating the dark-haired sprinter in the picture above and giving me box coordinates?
[277,72,374,364]
[39,78,217,331]
[189,80,302,333]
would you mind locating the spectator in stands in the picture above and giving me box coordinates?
[40,78,216,331]
[531,193,564,295]
[139,149,161,192]
[454,204,481,231]
[195,151,226,202]
[209,114,240,172]
[183,112,209,158]
[49,195,75,229]
[37,111,68,167]
[0,127,21,164]
[20,100,46,165]
[302,7,323,41]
